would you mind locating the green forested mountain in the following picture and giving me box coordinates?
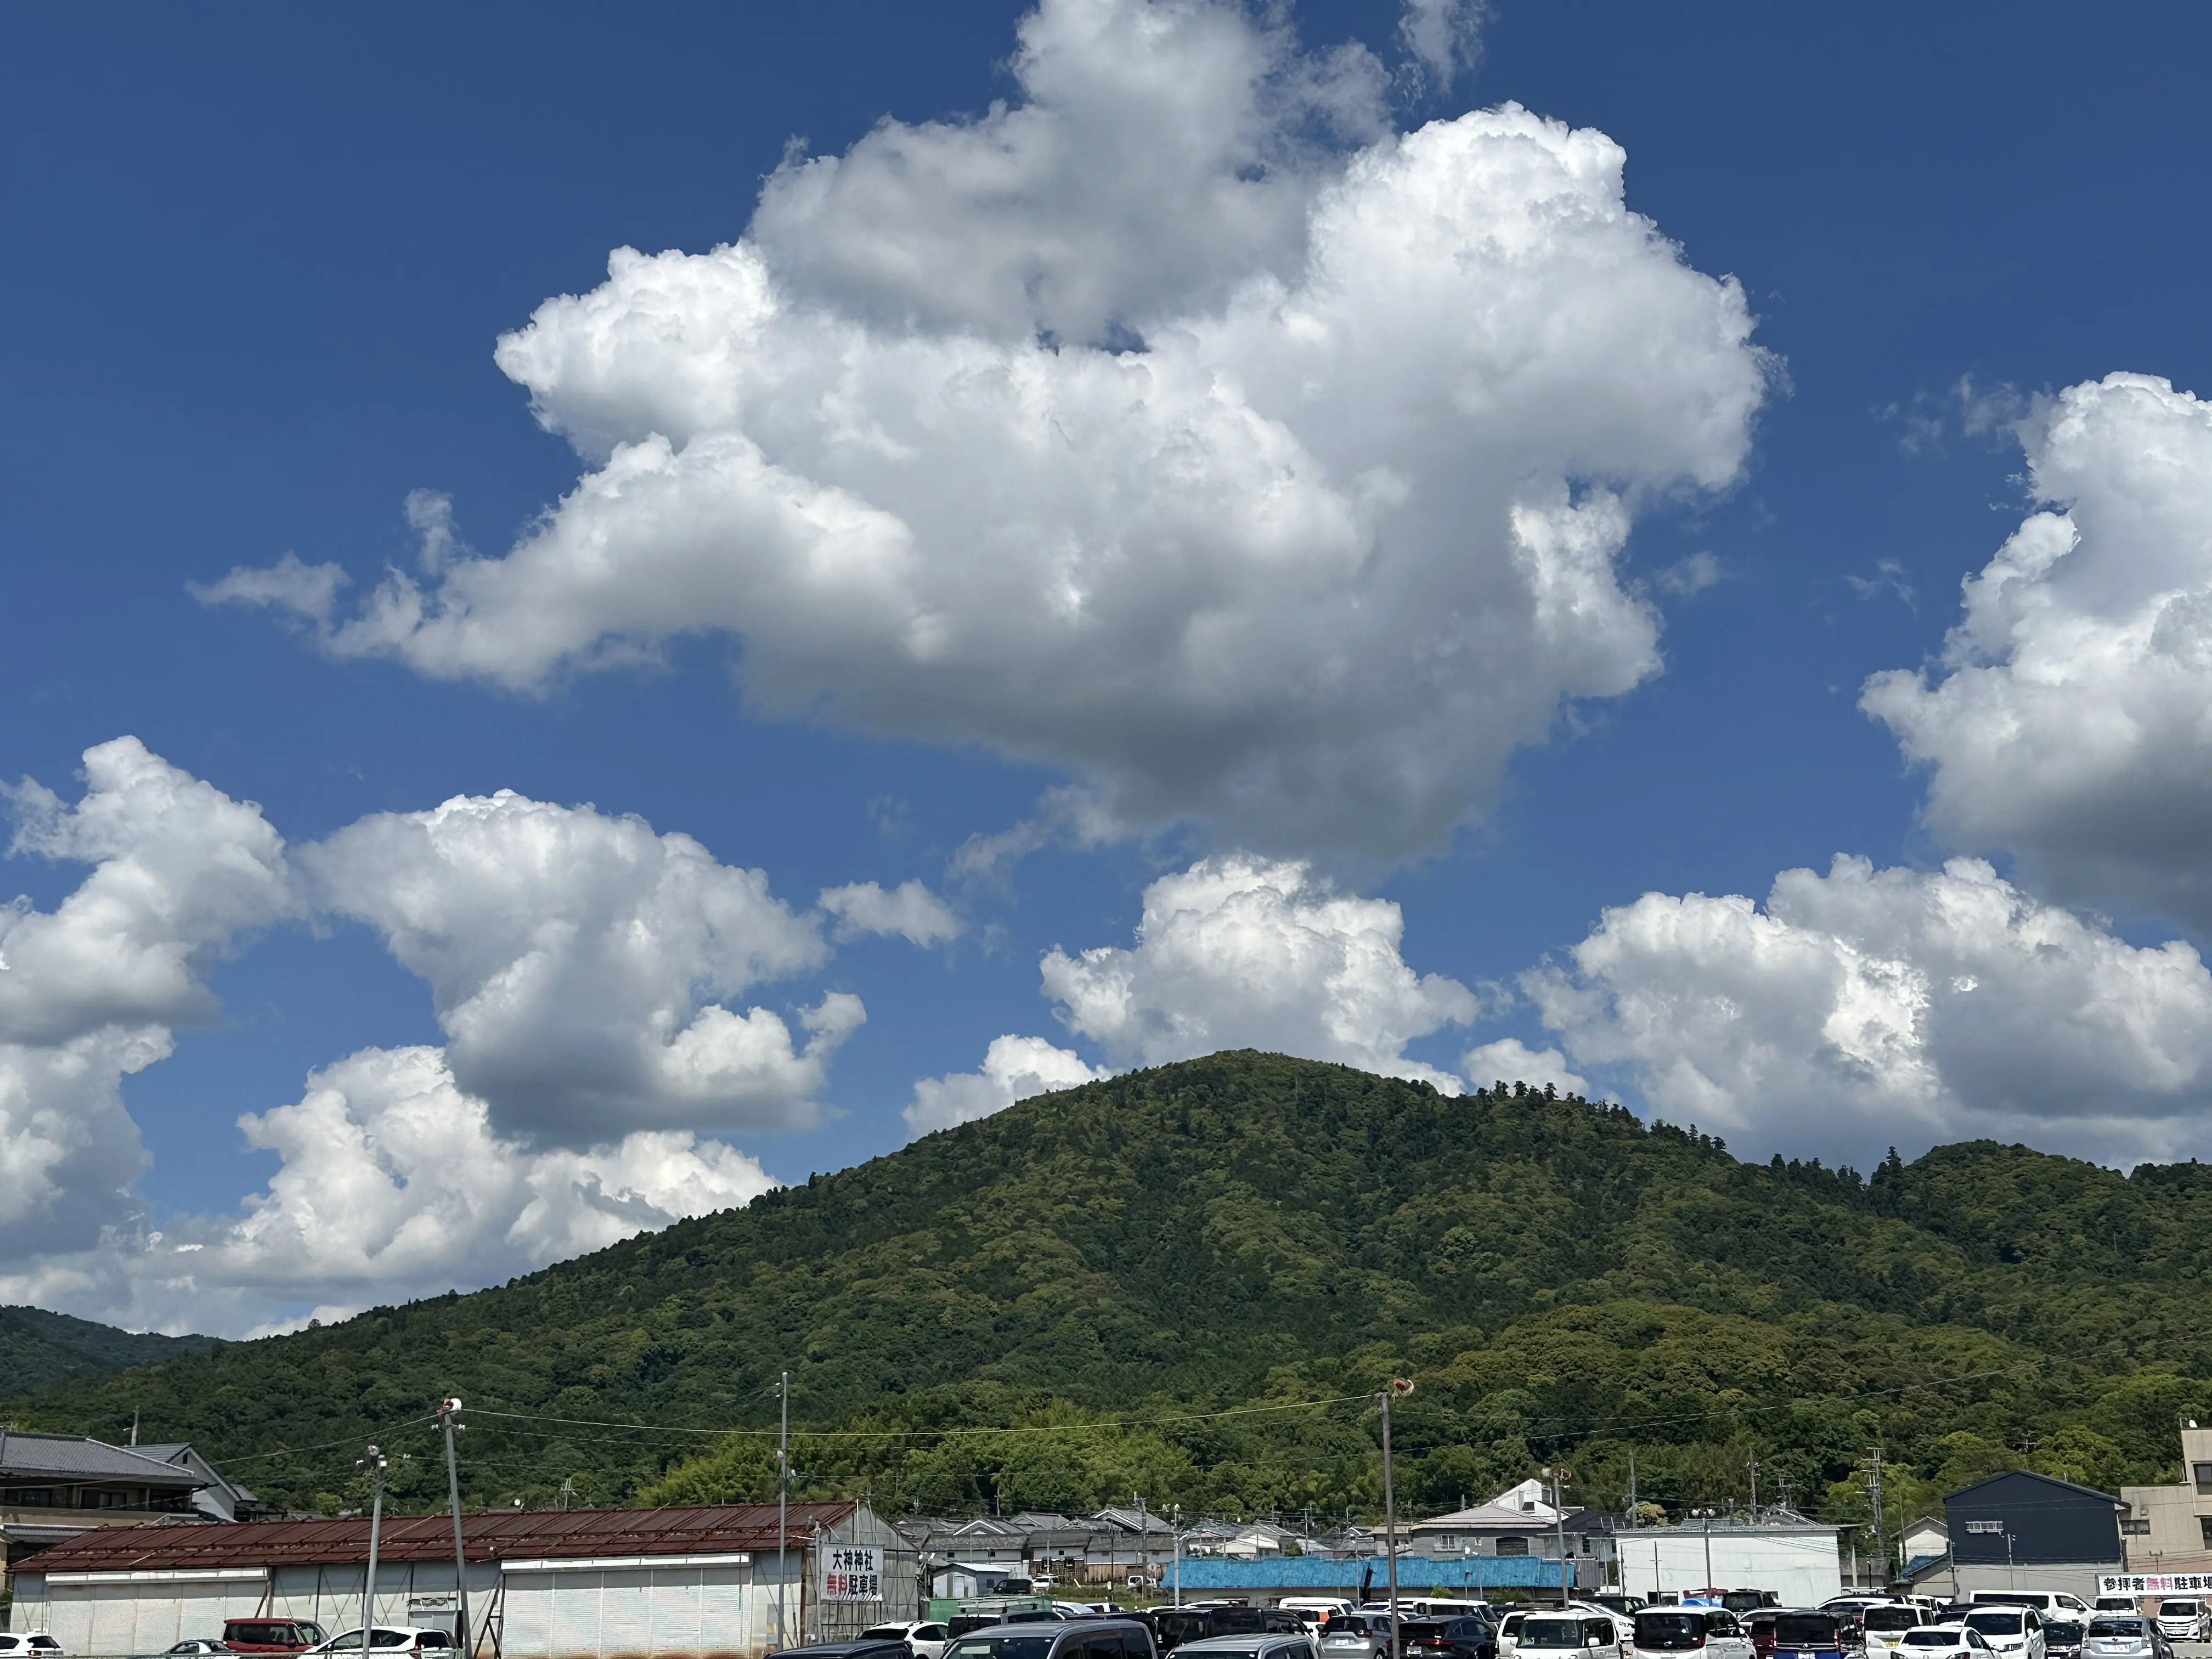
[0,1304,211,1392]
[13,1052,2212,1540]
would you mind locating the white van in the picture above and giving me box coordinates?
[1973,1595,2093,1623]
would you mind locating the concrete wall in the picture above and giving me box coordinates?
[1614,1529,1840,1607]
[1945,1563,2111,1602]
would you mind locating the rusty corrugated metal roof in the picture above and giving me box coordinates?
[19,1503,862,1572]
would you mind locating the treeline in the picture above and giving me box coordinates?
[8,1053,2208,1536]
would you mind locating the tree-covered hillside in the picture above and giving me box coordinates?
[13,1053,2209,1542]
[0,1304,211,1392]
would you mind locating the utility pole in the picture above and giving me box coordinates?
[1866,1451,1885,1590]
[1173,1505,1183,1609]
[1747,1455,1759,1523]
[437,1399,470,1659]
[1627,1451,1639,1531]
[359,1446,388,1640]
[1546,1468,1571,1609]
[777,1372,791,1654]
[1383,1381,1412,1659]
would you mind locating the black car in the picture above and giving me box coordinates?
[1155,1611,1306,1654]
[774,1644,913,1659]
[2044,1622,2085,1659]
[1397,1619,1497,1659]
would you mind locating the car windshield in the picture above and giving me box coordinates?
[951,1641,1054,1659]
[1867,1612,1923,1633]
[1636,1614,1707,1650]
[1965,1617,2023,1637]
[862,1630,909,1641]
[1901,1637,1959,1649]
[2162,1605,2198,1617]
[1522,1621,1584,1649]
[2089,1622,2146,1638]
[1776,1618,1841,1647]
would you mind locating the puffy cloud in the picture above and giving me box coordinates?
[3,737,297,1043]
[1460,1037,1585,1097]
[1041,854,1474,1086]
[304,790,852,1143]
[207,1046,775,1293]
[1529,854,2212,1166]
[0,740,297,1256]
[1864,373,2212,928]
[905,1034,1109,1136]
[818,879,961,945]
[207,0,1767,860]
[4,1046,778,1334]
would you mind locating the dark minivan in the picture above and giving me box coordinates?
[225,1623,328,1655]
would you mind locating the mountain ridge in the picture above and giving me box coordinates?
[6,1052,2205,1535]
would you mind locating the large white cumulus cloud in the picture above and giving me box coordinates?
[7,1046,780,1336]
[1530,854,2212,1165]
[207,0,1767,859]
[0,740,296,1255]
[306,791,855,1143]
[1042,854,1474,1085]
[905,1034,1109,1136]
[1865,373,2212,928]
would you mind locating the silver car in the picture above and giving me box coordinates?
[1322,1617,1396,1659]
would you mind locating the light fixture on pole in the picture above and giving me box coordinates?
[358,1446,387,1644]
[437,1398,471,1658]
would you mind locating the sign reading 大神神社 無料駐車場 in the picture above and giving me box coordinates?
[2102,1575,2212,1595]
[822,1544,883,1600]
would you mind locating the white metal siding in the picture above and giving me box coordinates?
[502,1563,756,1659]
[43,1579,266,1655]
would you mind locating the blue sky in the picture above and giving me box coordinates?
[6,0,2212,1334]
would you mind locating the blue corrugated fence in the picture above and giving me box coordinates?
[1164,1555,1568,1591]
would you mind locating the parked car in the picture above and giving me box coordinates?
[0,1636,63,1658]
[1322,1616,1398,1659]
[1516,1616,1619,1659]
[1895,1629,1996,1659]
[945,1619,1158,1659]
[1770,1612,1857,1659]
[2153,1605,2204,1645]
[2089,1605,2137,1619]
[2084,1621,2172,1659]
[2043,1622,2084,1659]
[1866,1607,1930,1655]
[1286,1606,1356,1628]
[1498,1616,1528,1659]
[1398,1619,1499,1659]
[1960,1611,2045,1659]
[1589,1604,1650,1621]
[1974,1600,2094,1626]
[1633,1609,1754,1659]
[866,1622,951,1659]
[1724,1599,1780,1617]
[299,1630,452,1659]
[1170,1635,1316,1659]
[776,1644,917,1659]
[224,1624,326,1656]
[165,1645,234,1656]
[1745,1613,1779,1659]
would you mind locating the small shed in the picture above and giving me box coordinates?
[12,1502,915,1659]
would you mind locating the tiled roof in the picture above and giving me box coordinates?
[18,1502,863,1573]
[0,1432,206,1488]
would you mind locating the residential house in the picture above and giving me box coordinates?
[0,1431,218,1584]
[1944,1470,2125,1601]
[2120,1422,2212,1581]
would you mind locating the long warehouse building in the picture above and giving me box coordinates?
[11,1502,916,1659]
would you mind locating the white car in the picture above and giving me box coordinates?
[1519,1614,1624,1659]
[1961,1610,2045,1659]
[2092,1605,2138,1618]
[1866,1608,1935,1653]
[2083,1617,2163,1658]
[866,1623,952,1659]
[302,1629,454,1658]
[0,1637,63,1658]
[1897,1629,1998,1659]
[2154,1603,2204,1644]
